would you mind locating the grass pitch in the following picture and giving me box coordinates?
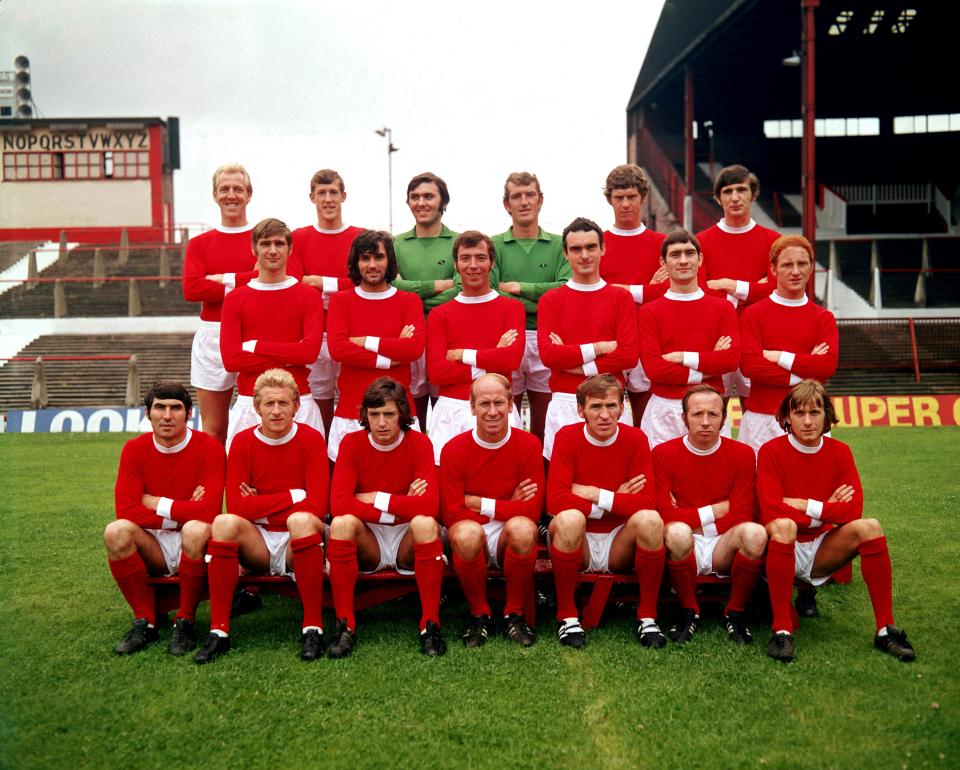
[1,428,958,769]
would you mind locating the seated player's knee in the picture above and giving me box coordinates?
[286,511,321,537]
[329,514,361,541]
[765,517,797,544]
[504,517,538,554]
[103,519,137,552]
[629,509,663,547]
[851,517,884,543]
[739,522,768,559]
[448,521,483,557]
[409,515,439,542]
[550,509,586,549]
[180,520,212,557]
[211,513,246,541]
[663,521,693,558]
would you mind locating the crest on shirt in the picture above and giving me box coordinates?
[437,259,446,265]
[538,263,548,268]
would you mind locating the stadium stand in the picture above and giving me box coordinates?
[0,242,42,273]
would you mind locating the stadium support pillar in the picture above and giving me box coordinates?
[159,247,170,288]
[93,248,105,288]
[125,354,140,407]
[825,240,840,311]
[58,231,68,263]
[128,278,142,317]
[26,250,37,290]
[31,356,48,409]
[53,279,67,318]
[118,229,130,266]
[869,240,882,310]
[180,227,189,261]
[801,0,820,301]
[683,64,695,230]
[914,239,929,308]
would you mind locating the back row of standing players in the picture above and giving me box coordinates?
[182,161,838,461]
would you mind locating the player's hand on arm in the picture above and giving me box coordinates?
[662,351,684,363]
[464,494,482,512]
[511,478,538,502]
[191,485,206,501]
[355,491,377,504]
[496,329,518,348]
[612,283,629,290]
[670,492,678,507]
[782,497,807,511]
[828,484,855,503]
[594,340,617,357]
[400,324,415,339]
[349,336,367,347]
[811,343,830,356]
[141,494,160,510]
[433,279,454,293]
[707,278,737,294]
[549,332,564,345]
[499,281,521,295]
[617,474,646,494]
[300,275,325,288]
[240,482,258,497]
[571,484,601,503]
[714,335,732,351]
[445,349,465,362]
[712,500,730,520]
[408,478,428,497]
[204,274,225,284]
[763,350,781,363]
[564,366,585,375]
[652,265,669,283]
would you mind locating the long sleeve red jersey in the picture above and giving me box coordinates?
[181,225,258,322]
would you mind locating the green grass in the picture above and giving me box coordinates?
[1,428,959,769]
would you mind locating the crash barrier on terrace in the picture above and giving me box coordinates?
[6,354,140,409]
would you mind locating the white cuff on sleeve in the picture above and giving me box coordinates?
[580,343,597,364]
[374,492,392,512]
[686,369,704,385]
[241,340,257,353]
[682,351,700,370]
[375,355,392,369]
[588,504,604,520]
[156,497,174,519]
[471,366,486,380]
[378,512,396,525]
[629,285,644,304]
[598,488,615,512]
[480,498,496,519]
[805,499,824,520]
[701,521,719,538]
[322,276,339,294]
[223,273,237,289]
[735,280,750,300]
[778,351,796,371]
[697,504,716,527]
[289,489,307,504]
[364,336,381,353]
[462,349,478,366]
[160,518,179,530]
[254,516,269,525]
[582,361,599,377]
[789,373,802,386]
[808,518,823,528]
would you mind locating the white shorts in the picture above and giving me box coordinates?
[327,416,422,461]
[641,393,731,450]
[794,531,831,586]
[409,352,437,399]
[190,321,236,391]
[692,532,728,577]
[426,395,522,463]
[482,520,506,568]
[584,524,624,574]
[225,394,324,452]
[256,525,293,577]
[306,334,340,401]
[738,410,783,455]
[625,360,651,393]
[722,370,751,398]
[363,522,414,575]
[512,330,551,395]
[147,528,183,576]
[542,391,633,459]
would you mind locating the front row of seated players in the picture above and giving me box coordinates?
[106,373,915,663]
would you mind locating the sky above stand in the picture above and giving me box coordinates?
[2,0,664,235]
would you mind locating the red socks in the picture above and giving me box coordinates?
[766,539,796,632]
[667,553,699,614]
[176,554,207,622]
[550,543,581,621]
[858,536,895,629]
[726,552,764,614]
[452,550,491,618]
[327,538,358,631]
[503,547,537,618]
[207,539,240,634]
[635,545,666,620]
[291,533,325,630]
[414,539,444,631]
[109,551,154,625]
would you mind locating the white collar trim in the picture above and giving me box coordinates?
[355,285,398,300]
[584,424,618,447]
[771,292,808,307]
[368,430,405,452]
[665,288,705,301]
[215,223,255,234]
[455,290,498,304]
[472,426,511,449]
[683,435,721,456]
[609,224,647,237]
[154,427,192,454]
[717,218,757,235]
[313,223,349,234]
[565,279,606,292]
[249,277,297,291]
[255,422,298,446]
[788,433,823,454]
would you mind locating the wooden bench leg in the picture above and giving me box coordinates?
[581,579,614,630]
